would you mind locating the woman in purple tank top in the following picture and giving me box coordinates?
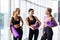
[41,8,57,40]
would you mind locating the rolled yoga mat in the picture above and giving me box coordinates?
[10,25,20,38]
[47,21,53,27]
[47,18,57,27]
[33,21,39,29]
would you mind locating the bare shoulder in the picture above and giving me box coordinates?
[25,17,29,21]
[10,17,13,21]
[34,16,37,18]
[19,16,22,19]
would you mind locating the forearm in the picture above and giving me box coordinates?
[22,20,24,26]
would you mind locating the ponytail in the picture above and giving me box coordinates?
[50,14,52,17]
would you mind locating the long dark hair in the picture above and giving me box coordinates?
[28,8,34,12]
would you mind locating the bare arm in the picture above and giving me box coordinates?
[9,18,13,33]
[20,16,24,27]
[25,17,33,28]
[10,18,13,26]
[35,16,41,27]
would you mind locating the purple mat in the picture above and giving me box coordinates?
[47,18,57,27]
[10,25,20,38]
[33,21,39,29]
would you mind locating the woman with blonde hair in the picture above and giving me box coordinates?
[10,8,23,40]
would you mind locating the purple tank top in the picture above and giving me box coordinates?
[44,15,57,27]
[44,15,51,27]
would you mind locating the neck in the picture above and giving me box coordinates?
[14,15,18,18]
[29,15,33,18]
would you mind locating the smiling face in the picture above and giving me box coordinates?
[29,10,34,16]
[45,8,52,15]
[16,9,20,15]
[45,8,50,15]
[13,8,20,16]
[28,9,34,16]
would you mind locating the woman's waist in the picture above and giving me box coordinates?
[14,25,22,29]
[30,28,38,31]
[44,26,52,30]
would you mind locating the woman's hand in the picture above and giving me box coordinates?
[30,25,35,30]
[34,16,41,28]
[31,27,34,30]
[9,27,12,34]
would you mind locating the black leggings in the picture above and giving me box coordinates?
[13,27,23,40]
[41,27,53,40]
[29,28,39,40]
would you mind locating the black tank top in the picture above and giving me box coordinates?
[12,16,20,25]
[28,16,36,25]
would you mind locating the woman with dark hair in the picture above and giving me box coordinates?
[41,8,57,40]
[25,8,41,40]
[10,8,23,40]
